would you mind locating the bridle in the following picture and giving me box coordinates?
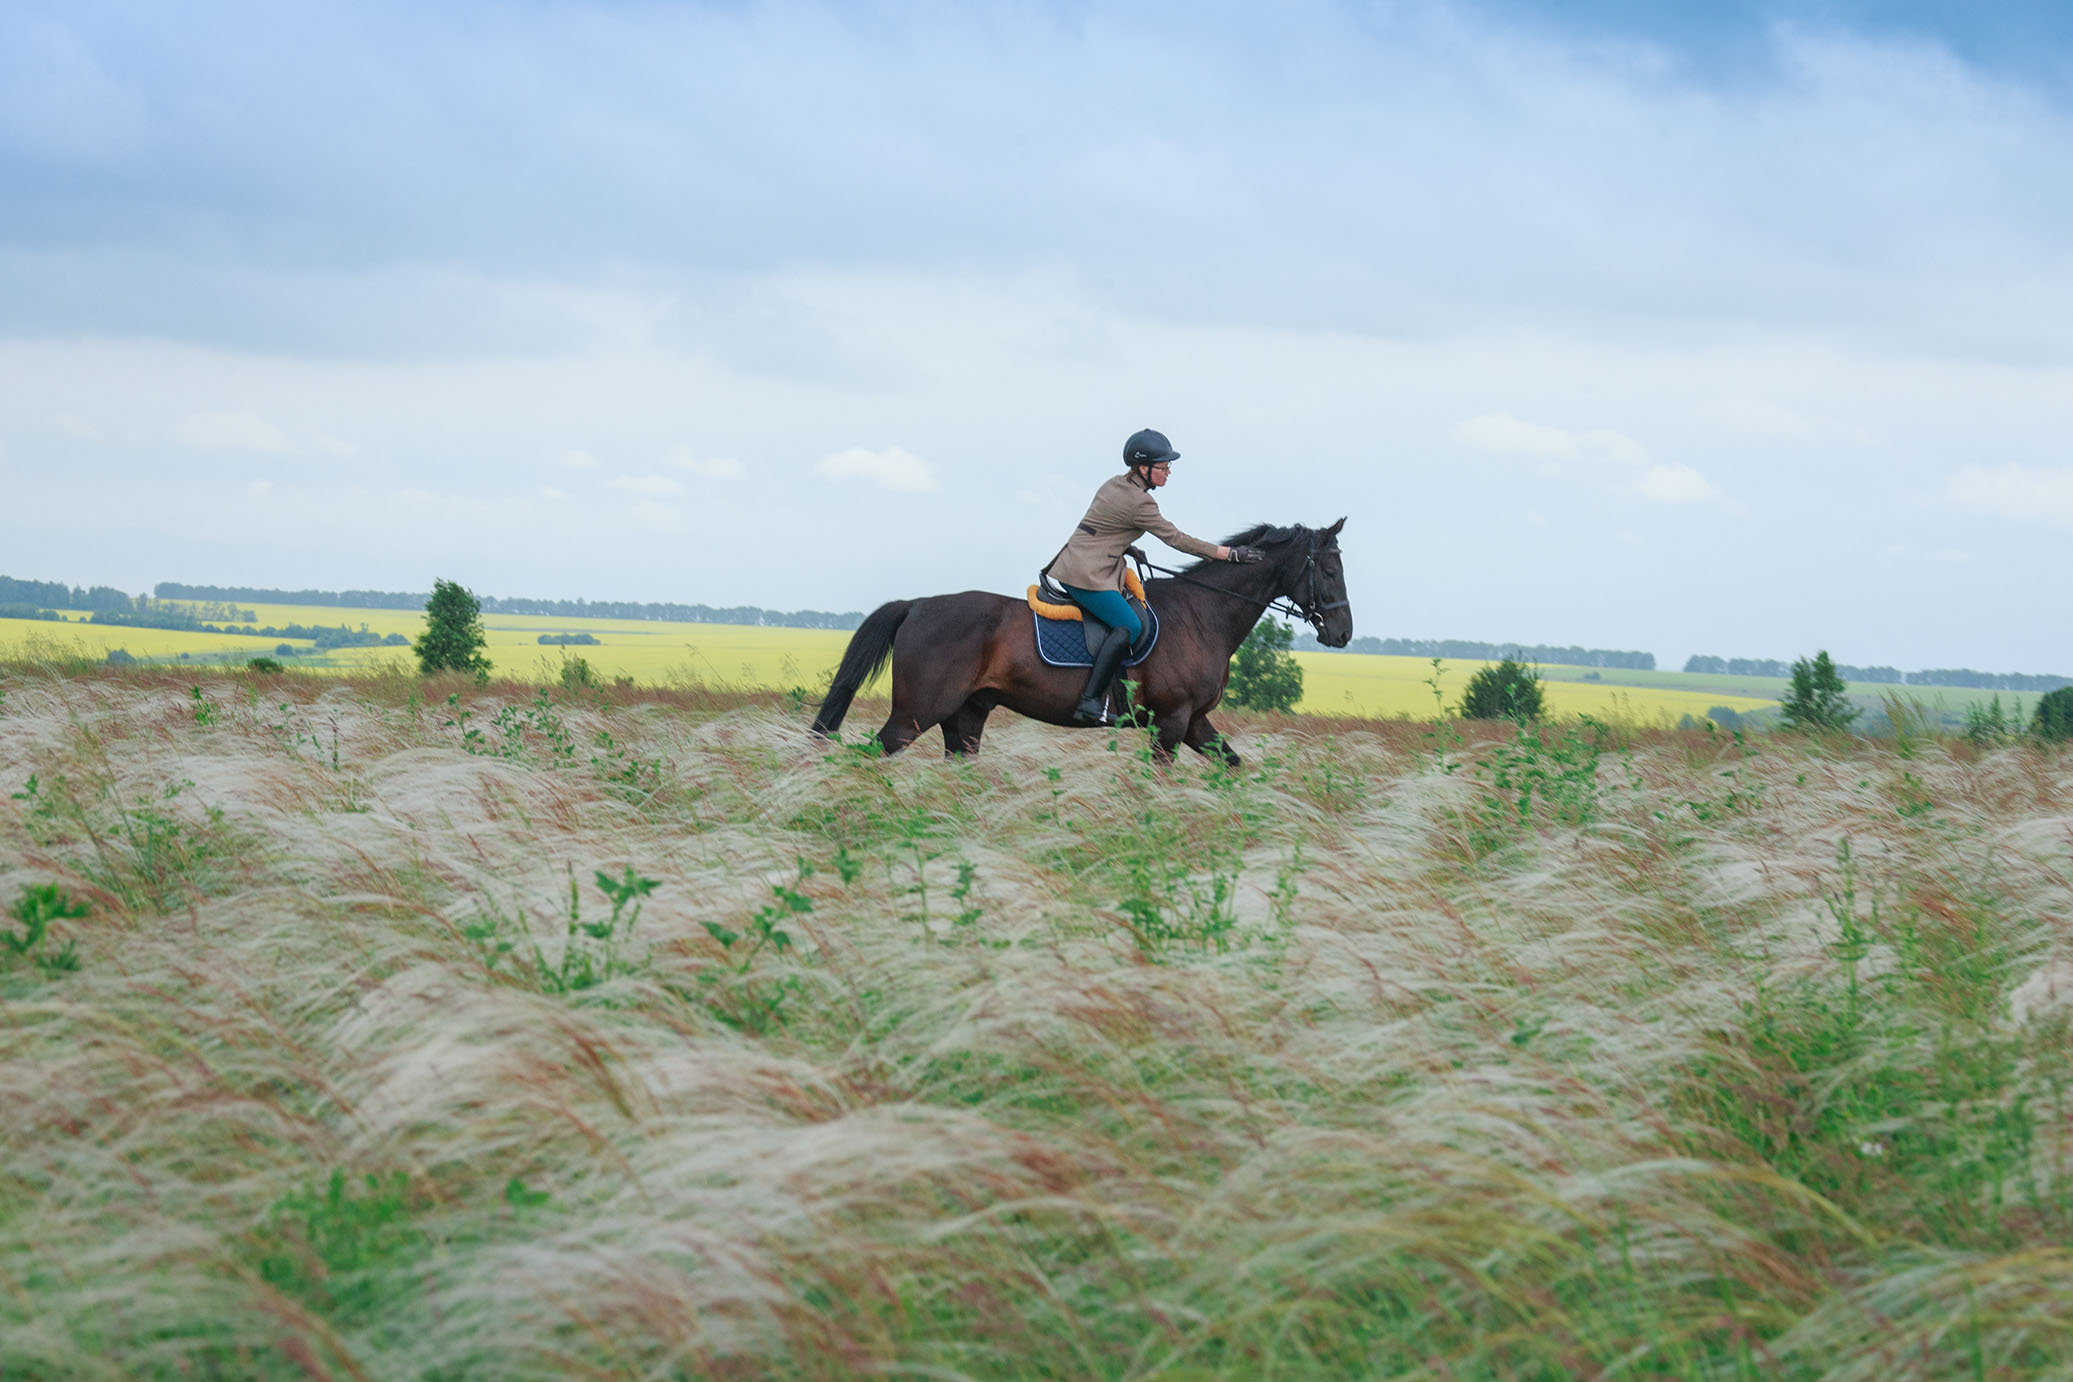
[1136,530,1349,633]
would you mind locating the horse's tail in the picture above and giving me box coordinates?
[810,599,915,737]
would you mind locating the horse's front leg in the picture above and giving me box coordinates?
[1183,715,1241,768]
[1141,701,1191,763]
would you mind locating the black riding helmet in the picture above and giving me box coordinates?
[1123,428,1179,470]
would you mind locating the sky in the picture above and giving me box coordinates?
[4,0,2073,672]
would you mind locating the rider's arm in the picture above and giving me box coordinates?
[1131,492,1225,562]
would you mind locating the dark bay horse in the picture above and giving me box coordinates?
[810,519,1353,762]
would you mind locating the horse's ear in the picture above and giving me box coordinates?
[1324,516,1346,537]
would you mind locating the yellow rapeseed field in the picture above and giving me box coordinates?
[2,608,1778,722]
[1292,652,1777,723]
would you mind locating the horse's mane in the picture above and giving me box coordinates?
[1176,522,1310,574]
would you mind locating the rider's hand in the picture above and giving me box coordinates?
[1228,544,1265,563]
[1125,545,1148,564]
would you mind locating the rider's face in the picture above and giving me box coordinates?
[1146,461,1172,489]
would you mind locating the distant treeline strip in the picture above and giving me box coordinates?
[1293,633,1656,670]
[1,576,144,612]
[88,608,406,648]
[1684,655,2073,692]
[155,582,866,630]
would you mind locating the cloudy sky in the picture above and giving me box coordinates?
[4,0,2072,671]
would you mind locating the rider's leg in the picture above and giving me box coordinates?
[1061,586,1143,727]
[1073,620,1134,726]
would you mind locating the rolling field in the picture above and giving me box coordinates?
[0,606,1783,724]
[2,665,2069,1377]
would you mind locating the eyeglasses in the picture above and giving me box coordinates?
[1150,462,1172,472]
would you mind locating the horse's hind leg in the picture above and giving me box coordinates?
[875,662,980,757]
[941,695,995,757]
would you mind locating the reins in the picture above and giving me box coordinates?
[1133,532,1349,632]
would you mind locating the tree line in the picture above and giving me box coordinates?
[85,607,405,649]
[1292,632,1655,670]
[155,582,865,630]
[1683,654,2071,692]
[0,576,150,613]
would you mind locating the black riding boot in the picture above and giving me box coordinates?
[1072,620,1134,726]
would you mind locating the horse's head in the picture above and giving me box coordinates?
[1223,519,1353,648]
[1293,517,1353,648]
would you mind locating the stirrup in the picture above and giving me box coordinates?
[1072,696,1114,727]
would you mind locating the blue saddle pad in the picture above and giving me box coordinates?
[1033,607,1159,669]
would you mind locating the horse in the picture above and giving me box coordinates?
[809,519,1352,764]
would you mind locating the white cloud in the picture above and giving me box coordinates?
[1454,412,1721,503]
[1945,463,2073,530]
[554,449,599,470]
[539,485,568,501]
[1579,429,1650,468]
[1451,413,1579,461]
[815,445,937,493]
[609,473,687,497]
[1626,463,1724,505]
[173,410,293,454]
[670,454,743,480]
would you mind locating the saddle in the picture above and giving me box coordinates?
[1026,564,1146,618]
[1027,566,1158,670]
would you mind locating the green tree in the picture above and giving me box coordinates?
[1225,618,1304,712]
[414,579,492,682]
[1459,656,1544,722]
[2032,686,2073,742]
[1778,650,1858,731]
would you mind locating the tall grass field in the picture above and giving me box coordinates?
[2,661,2068,1378]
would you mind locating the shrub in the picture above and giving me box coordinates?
[247,656,284,674]
[105,648,134,667]
[1779,650,1859,732]
[1964,694,2013,745]
[2033,686,2073,741]
[558,655,596,691]
[413,579,492,682]
[1225,618,1304,713]
[1459,656,1544,722]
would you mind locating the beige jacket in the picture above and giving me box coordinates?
[1046,472,1223,592]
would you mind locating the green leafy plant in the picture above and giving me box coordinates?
[463,866,659,996]
[246,655,284,674]
[5,882,86,975]
[1459,656,1544,722]
[1779,650,1859,732]
[1225,617,1304,712]
[257,1169,431,1326]
[414,578,492,682]
[2032,686,2073,742]
[698,858,812,1031]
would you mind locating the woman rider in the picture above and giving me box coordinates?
[1045,428,1263,726]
